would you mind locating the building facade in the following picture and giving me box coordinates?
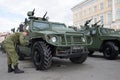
[71,0,120,29]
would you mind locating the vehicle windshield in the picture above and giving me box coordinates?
[32,21,49,30]
[51,23,66,29]
[100,28,115,34]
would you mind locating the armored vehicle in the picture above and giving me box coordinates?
[80,19,120,60]
[16,10,90,70]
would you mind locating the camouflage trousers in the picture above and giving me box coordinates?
[3,43,18,66]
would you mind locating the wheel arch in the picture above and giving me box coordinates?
[30,38,56,56]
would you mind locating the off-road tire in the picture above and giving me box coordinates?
[69,53,88,64]
[32,41,52,70]
[103,42,119,60]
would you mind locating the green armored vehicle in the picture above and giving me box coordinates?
[16,10,89,70]
[80,19,120,60]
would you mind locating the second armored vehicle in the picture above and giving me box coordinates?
[79,19,120,60]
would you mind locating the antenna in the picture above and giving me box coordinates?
[32,8,35,16]
[42,12,47,21]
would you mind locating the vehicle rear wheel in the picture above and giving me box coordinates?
[103,42,119,60]
[69,53,88,64]
[32,41,52,70]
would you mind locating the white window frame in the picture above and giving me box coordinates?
[116,8,120,20]
[108,0,112,7]
[100,15,104,24]
[106,11,112,25]
[100,2,104,10]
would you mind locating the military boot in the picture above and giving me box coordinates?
[14,64,24,73]
[8,64,14,73]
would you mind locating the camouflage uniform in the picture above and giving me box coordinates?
[3,32,26,66]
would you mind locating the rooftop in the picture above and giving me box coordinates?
[71,0,96,11]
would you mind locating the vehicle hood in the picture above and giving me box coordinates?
[51,27,76,33]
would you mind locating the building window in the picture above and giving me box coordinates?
[89,8,91,14]
[79,13,81,19]
[75,13,79,19]
[84,10,86,16]
[87,9,89,14]
[108,0,112,7]
[116,9,120,20]
[117,0,120,3]
[100,3,104,10]
[94,6,97,12]
[81,13,83,17]
[75,13,78,19]
[94,17,97,23]
[107,12,112,24]
[100,15,104,24]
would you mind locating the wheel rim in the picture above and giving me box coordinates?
[104,47,111,57]
[34,48,42,65]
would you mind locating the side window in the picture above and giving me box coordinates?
[51,23,66,28]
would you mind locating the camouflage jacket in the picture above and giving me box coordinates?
[4,32,27,46]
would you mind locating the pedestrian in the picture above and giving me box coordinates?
[3,30,28,74]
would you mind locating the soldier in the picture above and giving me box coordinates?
[3,31,28,74]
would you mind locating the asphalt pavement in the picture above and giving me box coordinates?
[0,51,120,80]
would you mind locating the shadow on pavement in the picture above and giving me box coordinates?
[88,54,120,60]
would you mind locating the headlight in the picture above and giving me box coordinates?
[81,37,86,42]
[51,37,57,42]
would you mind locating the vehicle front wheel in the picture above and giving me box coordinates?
[69,53,88,64]
[32,41,52,70]
[103,42,119,60]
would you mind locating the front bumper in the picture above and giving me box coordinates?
[55,47,88,58]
